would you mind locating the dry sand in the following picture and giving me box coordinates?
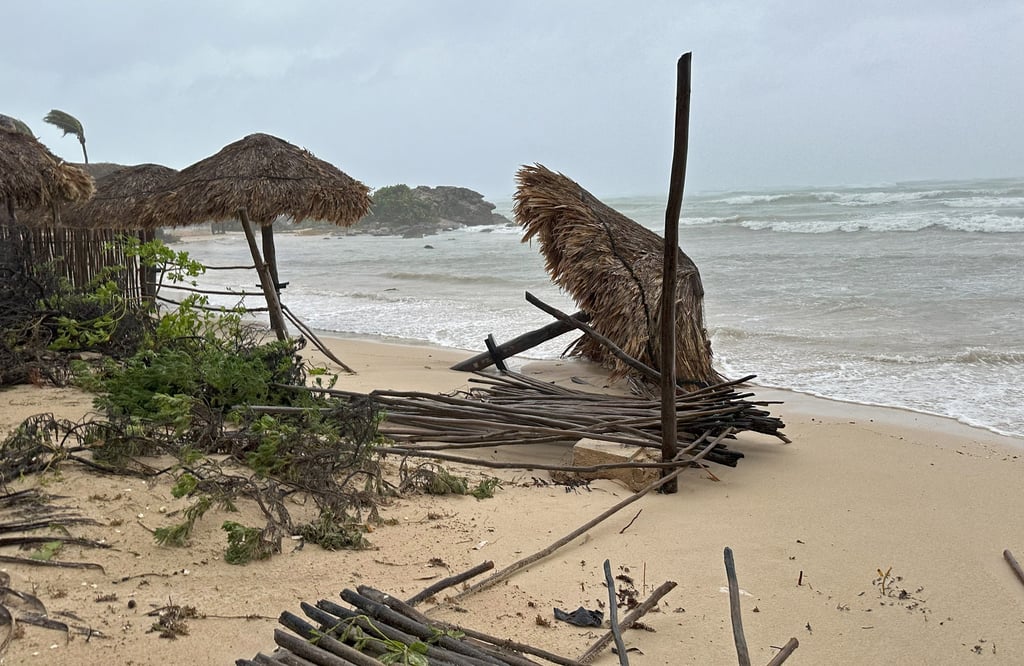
[0,336,1022,665]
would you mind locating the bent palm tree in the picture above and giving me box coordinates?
[43,109,88,163]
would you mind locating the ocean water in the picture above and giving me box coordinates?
[166,177,1024,439]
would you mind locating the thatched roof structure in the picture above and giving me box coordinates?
[514,163,722,387]
[0,127,95,224]
[139,133,371,229]
[54,163,178,230]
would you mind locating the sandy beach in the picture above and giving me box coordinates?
[1,336,1022,665]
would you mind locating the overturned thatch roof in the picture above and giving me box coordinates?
[53,163,179,230]
[0,127,95,224]
[514,163,722,388]
[139,132,371,229]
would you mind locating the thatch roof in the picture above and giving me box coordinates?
[0,128,95,224]
[53,163,179,230]
[139,133,371,229]
[513,163,722,387]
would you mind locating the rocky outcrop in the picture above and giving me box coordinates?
[351,185,511,238]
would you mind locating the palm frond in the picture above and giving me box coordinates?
[43,109,84,138]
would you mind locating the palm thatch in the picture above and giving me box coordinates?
[53,163,178,230]
[0,127,95,225]
[0,114,33,136]
[513,163,722,388]
[139,133,371,229]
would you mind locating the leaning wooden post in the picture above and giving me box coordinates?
[659,52,692,493]
[260,222,282,291]
[238,208,288,340]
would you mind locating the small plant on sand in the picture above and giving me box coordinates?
[470,477,502,500]
[153,496,213,547]
[296,509,372,551]
[222,521,276,565]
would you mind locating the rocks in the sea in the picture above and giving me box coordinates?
[350,184,511,238]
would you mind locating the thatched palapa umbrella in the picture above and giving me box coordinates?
[140,132,371,340]
[57,163,178,230]
[0,126,95,225]
[514,163,722,388]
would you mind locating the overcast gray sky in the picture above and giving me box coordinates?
[4,1,1022,198]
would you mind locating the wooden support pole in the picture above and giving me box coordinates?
[239,208,288,341]
[659,52,692,493]
[450,312,591,372]
[261,223,282,290]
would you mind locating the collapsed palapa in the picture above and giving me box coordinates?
[513,163,721,388]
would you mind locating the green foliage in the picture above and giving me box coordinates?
[333,616,430,666]
[368,184,439,228]
[43,109,84,138]
[296,509,371,551]
[171,473,199,498]
[154,495,212,547]
[470,477,502,500]
[119,236,205,286]
[246,416,300,479]
[30,540,64,562]
[222,521,275,564]
[424,466,467,495]
[43,109,87,162]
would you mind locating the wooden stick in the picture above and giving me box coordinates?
[274,627,371,666]
[442,445,713,606]
[578,581,677,664]
[339,589,499,665]
[603,560,630,666]
[451,312,591,372]
[239,208,288,341]
[525,292,661,383]
[359,586,576,666]
[278,611,384,666]
[1004,549,1024,589]
[765,637,799,666]
[281,304,356,374]
[659,52,693,493]
[406,561,495,606]
[724,547,751,666]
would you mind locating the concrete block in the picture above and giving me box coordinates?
[571,438,659,492]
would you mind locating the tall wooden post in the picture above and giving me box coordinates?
[239,208,289,341]
[659,53,692,494]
